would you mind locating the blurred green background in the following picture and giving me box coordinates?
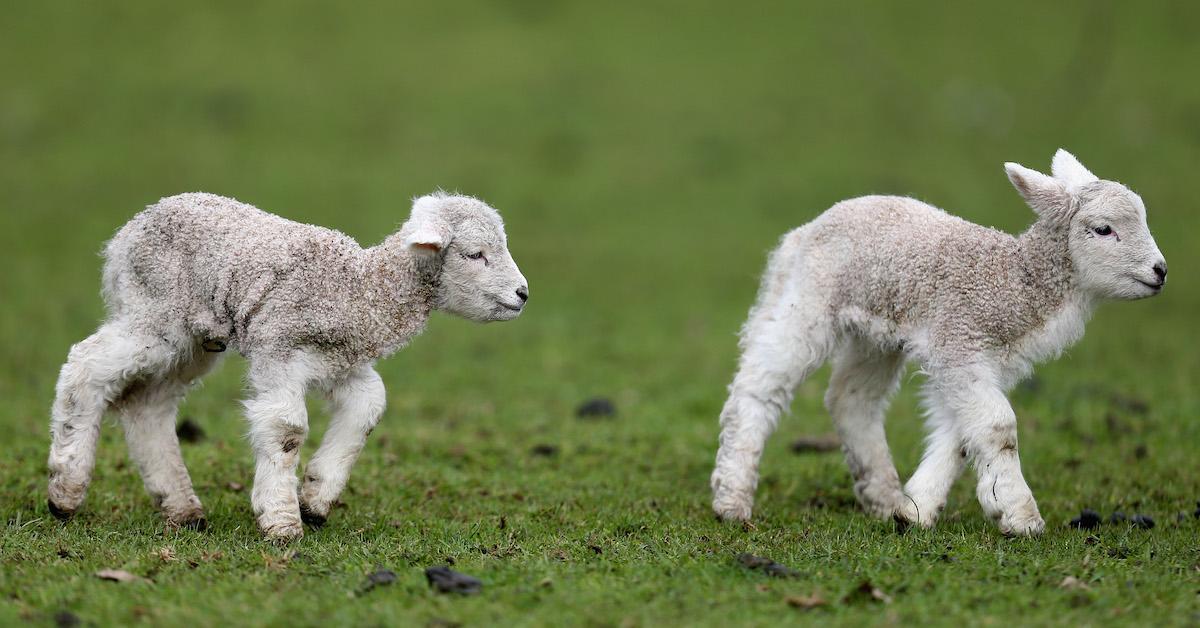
[2,2,1197,626]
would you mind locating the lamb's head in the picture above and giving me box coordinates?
[1005,149,1166,300]
[401,192,529,322]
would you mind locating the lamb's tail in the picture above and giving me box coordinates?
[99,205,157,317]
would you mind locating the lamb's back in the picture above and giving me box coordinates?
[103,193,363,342]
[800,195,1019,327]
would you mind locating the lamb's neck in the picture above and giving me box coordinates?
[1010,220,1095,366]
[1015,220,1076,304]
[358,235,440,357]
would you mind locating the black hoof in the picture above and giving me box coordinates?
[179,517,208,532]
[892,513,912,535]
[300,505,326,529]
[47,499,73,521]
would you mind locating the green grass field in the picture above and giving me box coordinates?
[2,2,1198,625]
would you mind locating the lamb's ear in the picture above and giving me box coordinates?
[1050,148,1098,190]
[1005,162,1069,218]
[403,196,450,256]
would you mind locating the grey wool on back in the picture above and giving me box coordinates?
[104,192,436,369]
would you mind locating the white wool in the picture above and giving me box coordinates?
[711,150,1166,536]
[47,192,528,539]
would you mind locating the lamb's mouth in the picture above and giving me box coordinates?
[1134,278,1163,291]
[496,300,524,312]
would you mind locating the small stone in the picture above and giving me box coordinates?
[1130,514,1155,529]
[425,566,482,595]
[226,482,244,492]
[176,418,205,443]
[1069,509,1102,530]
[576,397,616,419]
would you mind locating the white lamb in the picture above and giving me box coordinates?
[47,191,529,540]
[711,150,1166,535]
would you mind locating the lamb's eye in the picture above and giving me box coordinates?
[465,251,485,260]
[1093,225,1113,236]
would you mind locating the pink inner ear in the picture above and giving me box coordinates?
[412,242,441,252]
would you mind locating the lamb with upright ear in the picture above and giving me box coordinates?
[47,191,529,540]
[710,150,1166,535]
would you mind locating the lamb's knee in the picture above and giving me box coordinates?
[246,397,308,461]
[964,417,1018,459]
[333,369,386,433]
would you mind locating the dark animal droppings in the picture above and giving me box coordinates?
[576,397,616,418]
[1193,501,1200,519]
[425,566,483,595]
[54,611,80,628]
[1109,512,1127,525]
[736,553,801,578]
[176,418,205,443]
[530,444,559,457]
[1069,509,1102,530]
[1131,514,1155,529]
[790,434,841,454]
[358,568,397,594]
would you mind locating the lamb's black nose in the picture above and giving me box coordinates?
[516,287,529,302]
[1153,262,1167,283]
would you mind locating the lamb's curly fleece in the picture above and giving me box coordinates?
[47,192,528,540]
[711,150,1166,536]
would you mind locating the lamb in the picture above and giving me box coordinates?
[710,150,1166,536]
[47,191,529,540]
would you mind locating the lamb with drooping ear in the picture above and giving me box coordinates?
[711,149,1165,536]
[47,191,529,540]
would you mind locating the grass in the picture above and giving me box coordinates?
[2,1,1199,625]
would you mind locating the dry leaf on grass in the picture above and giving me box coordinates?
[95,569,146,584]
[786,592,827,609]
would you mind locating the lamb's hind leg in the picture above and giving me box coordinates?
[825,340,906,519]
[711,306,831,521]
[299,365,386,527]
[244,357,312,541]
[897,387,967,528]
[48,323,174,518]
[115,350,220,528]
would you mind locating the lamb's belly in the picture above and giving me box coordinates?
[834,306,928,358]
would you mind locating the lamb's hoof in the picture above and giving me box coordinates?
[712,498,753,523]
[999,512,1045,537]
[47,499,74,521]
[259,514,304,543]
[299,504,326,529]
[263,524,304,543]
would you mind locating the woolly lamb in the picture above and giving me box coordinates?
[47,192,529,540]
[711,150,1166,536]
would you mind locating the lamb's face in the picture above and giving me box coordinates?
[437,211,529,322]
[1005,150,1167,301]
[1068,182,1166,300]
[401,194,529,323]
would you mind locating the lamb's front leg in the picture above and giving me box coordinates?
[943,377,1043,536]
[299,366,386,527]
[245,361,311,541]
